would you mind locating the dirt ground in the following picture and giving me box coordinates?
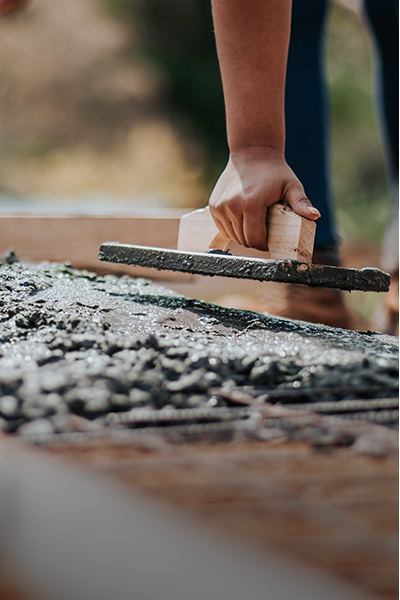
[43,436,398,599]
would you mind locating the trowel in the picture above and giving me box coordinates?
[99,203,390,292]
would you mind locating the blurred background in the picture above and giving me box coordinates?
[0,0,393,319]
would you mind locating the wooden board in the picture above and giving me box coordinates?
[177,203,316,263]
[0,205,315,288]
[267,203,316,263]
[0,213,193,281]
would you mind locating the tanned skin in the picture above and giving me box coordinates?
[0,0,29,16]
[209,0,320,251]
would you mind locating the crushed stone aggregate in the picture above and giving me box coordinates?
[0,255,398,438]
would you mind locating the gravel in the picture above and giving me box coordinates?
[0,254,398,437]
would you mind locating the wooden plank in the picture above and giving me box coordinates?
[177,203,316,263]
[0,214,193,281]
[0,205,316,289]
[178,206,220,251]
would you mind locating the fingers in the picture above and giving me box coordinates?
[242,210,268,251]
[230,213,247,247]
[210,196,249,247]
[215,210,268,251]
[212,191,319,253]
[209,156,321,252]
[211,200,268,251]
[284,184,321,221]
[212,213,243,247]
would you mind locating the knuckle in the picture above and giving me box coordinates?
[210,201,223,216]
[226,197,243,215]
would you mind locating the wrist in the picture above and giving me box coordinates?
[229,144,285,163]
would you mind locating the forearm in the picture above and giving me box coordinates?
[209,0,319,251]
[211,0,292,154]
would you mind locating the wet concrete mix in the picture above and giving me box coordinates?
[0,253,398,441]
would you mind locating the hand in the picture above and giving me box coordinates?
[0,0,29,16]
[209,146,320,251]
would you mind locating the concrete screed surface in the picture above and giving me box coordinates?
[0,256,397,439]
[0,257,398,600]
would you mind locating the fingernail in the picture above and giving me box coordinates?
[308,207,321,217]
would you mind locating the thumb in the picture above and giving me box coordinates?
[284,183,321,221]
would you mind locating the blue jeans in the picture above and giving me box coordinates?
[285,0,399,249]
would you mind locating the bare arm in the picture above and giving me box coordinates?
[209,0,320,251]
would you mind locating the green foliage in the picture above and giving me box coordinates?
[326,4,390,242]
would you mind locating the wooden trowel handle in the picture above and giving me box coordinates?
[178,202,315,263]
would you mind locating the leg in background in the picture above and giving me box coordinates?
[285,0,337,251]
[364,0,399,334]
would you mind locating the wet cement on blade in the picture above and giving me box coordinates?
[0,256,397,438]
[99,243,391,292]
